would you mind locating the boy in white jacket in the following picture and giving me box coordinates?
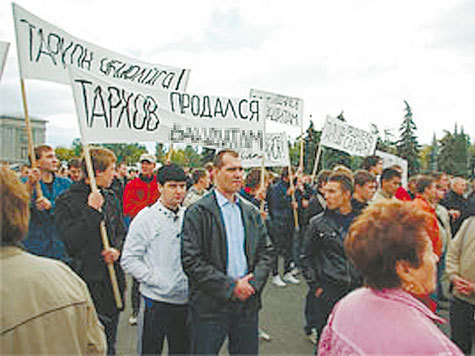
[121,164,189,355]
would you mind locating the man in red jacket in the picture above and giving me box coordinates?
[123,153,159,325]
[123,154,159,221]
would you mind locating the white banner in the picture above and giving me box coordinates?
[376,150,408,187]
[250,89,303,127]
[0,41,9,81]
[12,3,190,91]
[241,132,290,168]
[320,116,377,157]
[69,67,264,153]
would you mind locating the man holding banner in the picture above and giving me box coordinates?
[55,147,126,355]
[181,150,273,356]
[22,145,71,263]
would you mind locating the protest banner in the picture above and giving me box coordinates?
[69,67,265,154]
[12,3,190,91]
[250,89,303,128]
[376,150,408,187]
[0,41,9,81]
[320,115,377,157]
[241,132,290,168]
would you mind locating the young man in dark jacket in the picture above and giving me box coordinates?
[181,150,273,356]
[301,171,361,345]
[55,147,126,355]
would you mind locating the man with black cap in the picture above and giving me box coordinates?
[123,153,159,325]
[122,164,189,355]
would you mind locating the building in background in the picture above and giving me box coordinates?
[0,114,46,164]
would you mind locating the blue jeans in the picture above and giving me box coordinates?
[190,305,258,356]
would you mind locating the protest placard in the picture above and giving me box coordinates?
[320,115,377,157]
[376,150,408,187]
[68,67,265,153]
[0,41,9,81]
[12,3,190,91]
[250,89,303,127]
[241,132,290,168]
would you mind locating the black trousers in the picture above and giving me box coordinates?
[141,299,189,355]
[131,277,140,315]
[98,311,120,356]
[313,281,352,343]
[450,296,474,355]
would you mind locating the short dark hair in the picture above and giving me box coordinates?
[316,169,332,189]
[429,171,443,181]
[281,166,297,179]
[191,169,207,184]
[81,147,116,176]
[354,170,377,187]
[157,164,187,185]
[345,200,431,290]
[415,175,435,194]
[380,168,401,185]
[68,158,81,169]
[328,171,354,194]
[34,145,53,160]
[361,155,381,171]
[213,150,239,169]
[245,168,264,189]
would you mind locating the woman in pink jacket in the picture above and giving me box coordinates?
[317,200,462,355]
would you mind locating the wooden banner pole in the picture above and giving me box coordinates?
[310,144,323,186]
[260,154,266,214]
[20,78,42,197]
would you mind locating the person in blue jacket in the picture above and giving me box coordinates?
[22,145,71,262]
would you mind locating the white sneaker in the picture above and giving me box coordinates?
[259,328,271,342]
[306,328,318,345]
[283,272,300,285]
[272,275,287,287]
[128,314,138,326]
[291,267,300,276]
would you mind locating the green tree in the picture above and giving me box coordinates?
[102,143,147,165]
[155,143,166,163]
[453,126,469,176]
[437,126,470,177]
[55,146,76,162]
[468,141,475,178]
[396,100,420,176]
[437,131,457,174]
[201,147,216,165]
[419,145,433,173]
[289,137,300,167]
[371,124,397,154]
[71,138,83,157]
[429,133,438,172]
[303,121,322,174]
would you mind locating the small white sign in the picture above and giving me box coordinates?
[320,116,377,157]
[250,89,303,127]
[241,132,290,168]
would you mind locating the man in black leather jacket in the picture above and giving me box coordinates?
[181,150,273,356]
[301,171,361,344]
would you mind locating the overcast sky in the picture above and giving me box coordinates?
[1,0,474,152]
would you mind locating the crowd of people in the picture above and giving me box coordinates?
[2,147,474,355]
